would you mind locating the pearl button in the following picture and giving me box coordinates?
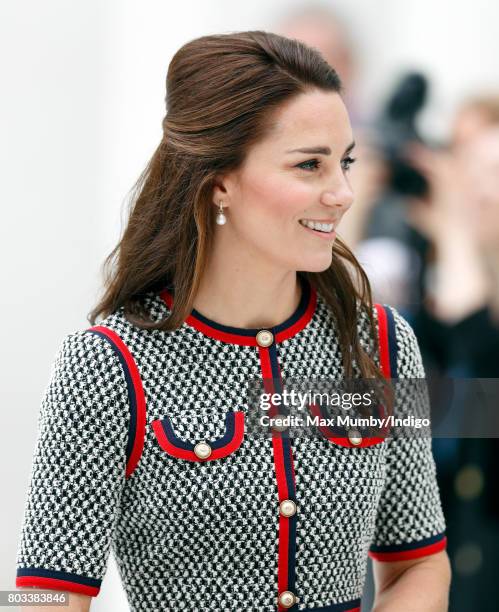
[348,430,363,446]
[193,441,212,459]
[279,499,297,517]
[270,413,288,432]
[256,329,274,347]
[278,590,297,608]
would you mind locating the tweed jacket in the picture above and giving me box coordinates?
[15,276,447,611]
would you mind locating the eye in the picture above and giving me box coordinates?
[341,156,357,171]
[296,158,321,171]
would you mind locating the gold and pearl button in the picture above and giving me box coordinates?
[279,499,297,517]
[348,430,363,446]
[270,413,288,432]
[256,329,274,347]
[193,441,212,459]
[278,590,297,608]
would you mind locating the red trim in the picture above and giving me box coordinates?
[374,304,391,378]
[288,442,296,488]
[308,403,387,447]
[160,288,173,309]
[15,576,100,596]
[160,289,256,346]
[275,287,317,344]
[89,325,146,478]
[159,283,317,346]
[273,434,291,604]
[258,346,297,611]
[369,536,447,562]
[151,412,245,462]
[373,303,394,428]
[258,349,282,420]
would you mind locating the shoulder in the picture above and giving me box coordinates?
[377,303,426,378]
[46,326,131,424]
[355,301,425,378]
[32,327,132,471]
[53,326,127,375]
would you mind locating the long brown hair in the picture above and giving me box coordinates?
[89,30,384,381]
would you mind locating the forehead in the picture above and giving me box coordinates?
[267,89,353,148]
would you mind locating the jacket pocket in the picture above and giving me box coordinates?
[151,410,245,462]
[307,402,389,448]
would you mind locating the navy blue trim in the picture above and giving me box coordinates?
[273,274,310,334]
[383,306,398,378]
[86,329,136,464]
[16,567,101,587]
[160,411,237,451]
[189,274,311,337]
[268,343,281,381]
[281,436,297,505]
[282,438,297,597]
[268,342,286,420]
[268,338,298,607]
[301,599,361,611]
[369,531,446,553]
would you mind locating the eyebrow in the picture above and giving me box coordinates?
[285,141,356,156]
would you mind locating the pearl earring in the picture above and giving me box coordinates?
[216,201,227,225]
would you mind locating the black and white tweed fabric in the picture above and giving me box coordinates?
[15,278,447,612]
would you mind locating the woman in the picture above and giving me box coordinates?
[15,31,450,612]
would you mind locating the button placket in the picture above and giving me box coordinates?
[255,331,300,610]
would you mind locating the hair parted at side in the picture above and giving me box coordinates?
[88,29,384,380]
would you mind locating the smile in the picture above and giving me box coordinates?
[299,218,336,238]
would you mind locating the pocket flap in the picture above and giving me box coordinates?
[308,402,389,448]
[151,410,245,461]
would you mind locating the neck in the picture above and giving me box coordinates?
[192,253,303,330]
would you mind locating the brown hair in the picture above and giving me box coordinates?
[89,30,384,381]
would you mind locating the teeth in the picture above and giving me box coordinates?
[299,219,334,233]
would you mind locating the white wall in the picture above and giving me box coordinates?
[2,1,498,610]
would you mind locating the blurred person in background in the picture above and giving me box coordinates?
[404,97,499,612]
[274,3,359,119]
[408,95,499,376]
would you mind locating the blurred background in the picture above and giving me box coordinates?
[2,1,498,610]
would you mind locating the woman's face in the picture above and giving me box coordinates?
[214,89,355,273]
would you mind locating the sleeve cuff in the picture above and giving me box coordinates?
[368,532,447,562]
[16,567,101,596]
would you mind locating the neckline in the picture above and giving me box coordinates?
[158,275,318,346]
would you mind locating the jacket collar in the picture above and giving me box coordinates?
[159,275,317,346]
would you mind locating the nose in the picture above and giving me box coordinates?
[320,176,354,211]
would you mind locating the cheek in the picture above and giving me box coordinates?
[237,172,312,225]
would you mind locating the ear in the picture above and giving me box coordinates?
[211,172,237,208]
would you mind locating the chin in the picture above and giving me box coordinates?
[297,252,333,273]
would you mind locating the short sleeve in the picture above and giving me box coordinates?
[15,330,130,596]
[368,306,447,561]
